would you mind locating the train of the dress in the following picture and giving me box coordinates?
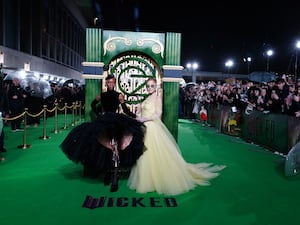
[127,118,226,196]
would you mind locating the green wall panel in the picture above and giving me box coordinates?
[165,32,181,65]
[84,78,102,122]
[86,28,102,62]
[163,82,179,141]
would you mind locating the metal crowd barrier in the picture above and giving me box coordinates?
[2,101,84,149]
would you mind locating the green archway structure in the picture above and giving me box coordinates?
[82,29,183,140]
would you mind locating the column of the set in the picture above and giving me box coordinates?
[162,65,184,141]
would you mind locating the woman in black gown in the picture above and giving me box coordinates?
[60,75,145,192]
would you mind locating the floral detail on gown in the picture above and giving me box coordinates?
[127,94,225,196]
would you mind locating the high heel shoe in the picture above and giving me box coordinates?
[110,183,118,192]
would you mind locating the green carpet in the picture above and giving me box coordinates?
[1,117,299,225]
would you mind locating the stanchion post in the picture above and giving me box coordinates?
[52,102,59,134]
[71,102,75,126]
[39,105,50,140]
[62,103,68,129]
[18,108,31,149]
[75,101,78,122]
[79,101,82,121]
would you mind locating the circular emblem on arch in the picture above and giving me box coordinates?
[109,52,162,105]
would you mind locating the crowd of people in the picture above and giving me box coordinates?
[0,74,85,162]
[179,74,300,121]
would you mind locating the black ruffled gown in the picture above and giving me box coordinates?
[60,112,146,177]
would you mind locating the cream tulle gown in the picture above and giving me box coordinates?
[127,93,225,196]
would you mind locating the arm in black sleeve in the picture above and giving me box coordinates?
[91,98,101,115]
[120,103,136,118]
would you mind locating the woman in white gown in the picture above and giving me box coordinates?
[127,78,225,196]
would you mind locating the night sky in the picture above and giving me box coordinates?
[89,0,300,75]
